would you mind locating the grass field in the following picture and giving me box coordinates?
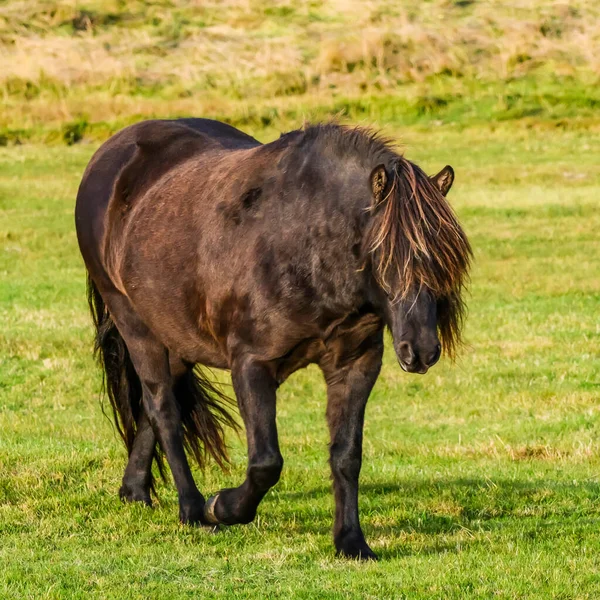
[1,124,599,598]
[2,0,600,598]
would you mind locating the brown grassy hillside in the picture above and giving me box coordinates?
[1,0,599,142]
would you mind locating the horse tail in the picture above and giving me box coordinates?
[174,368,239,472]
[87,273,238,487]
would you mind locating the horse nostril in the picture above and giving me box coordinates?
[426,343,442,367]
[397,341,415,365]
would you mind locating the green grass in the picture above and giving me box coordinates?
[1,122,600,598]
[2,1,600,596]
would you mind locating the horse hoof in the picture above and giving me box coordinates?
[335,532,378,561]
[203,494,221,525]
[338,545,378,561]
[119,484,152,507]
[204,524,221,534]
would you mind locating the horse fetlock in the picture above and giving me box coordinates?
[330,452,361,481]
[249,455,283,489]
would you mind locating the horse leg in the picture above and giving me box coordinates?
[204,357,282,525]
[119,358,186,506]
[106,299,206,524]
[320,334,383,560]
[119,411,155,505]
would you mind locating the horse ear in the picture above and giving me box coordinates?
[370,165,388,204]
[430,165,454,196]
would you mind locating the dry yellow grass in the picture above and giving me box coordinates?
[2,1,598,86]
[1,0,599,141]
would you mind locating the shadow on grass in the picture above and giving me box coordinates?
[9,472,598,561]
[274,476,600,558]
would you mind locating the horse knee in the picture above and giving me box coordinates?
[249,454,283,489]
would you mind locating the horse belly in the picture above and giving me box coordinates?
[123,283,230,369]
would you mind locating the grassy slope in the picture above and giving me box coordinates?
[1,125,599,598]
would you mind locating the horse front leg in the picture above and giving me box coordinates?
[320,333,383,560]
[204,357,282,525]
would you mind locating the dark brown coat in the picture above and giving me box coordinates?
[75,118,471,559]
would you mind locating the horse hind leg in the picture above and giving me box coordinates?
[102,293,206,523]
[119,357,187,506]
[119,411,156,506]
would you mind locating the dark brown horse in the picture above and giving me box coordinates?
[75,118,471,560]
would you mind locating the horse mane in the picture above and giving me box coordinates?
[300,122,398,165]
[365,155,472,358]
[290,123,472,357]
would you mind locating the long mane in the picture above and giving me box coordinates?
[295,123,472,358]
[364,155,472,358]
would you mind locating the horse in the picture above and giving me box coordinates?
[75,118,471,560]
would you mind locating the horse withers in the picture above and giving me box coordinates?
[75,118,471,560]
